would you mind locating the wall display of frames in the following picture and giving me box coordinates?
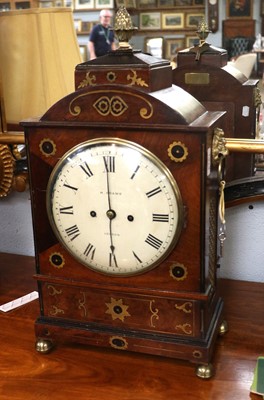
[95,0,113,8]
[115,0,136,7]
[165,37,185,59]
[139,12,161,30]
[79,44,88,61]
[162,12,184,29]
[185,12,205,28]
[74,0,93,8]
[138,0,204,7]
[185,35,199,47]
[226,0,252,19]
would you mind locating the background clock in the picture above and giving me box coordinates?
[23,49,226,378]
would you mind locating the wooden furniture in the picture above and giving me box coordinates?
[173,42,260,181]
[0,252,263,399]
[222,19,255,60]
[22,34,228,378]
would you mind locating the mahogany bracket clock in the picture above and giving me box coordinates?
[22,8,228,379]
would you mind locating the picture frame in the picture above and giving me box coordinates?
[74,0,93,9]
[226,0,252,18]
[74,19,82,33]
[139,12,161,30]
[145,37,164,58]
[95,0,114,8]
[185,35,199,48]
[186,13,205,28]
[157,0,174,8]
[79,45,88,62]
[193,0,204,5]
[165,38,185,60]
[162,13,184,30]
[81,21,92,33]
[138,0,156,9]
[174,0,192,5]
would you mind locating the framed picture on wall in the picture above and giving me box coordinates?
[162,13,184,30]
[186,13,205,28]
[165,38,184,59]
[185,35,199,47]
[79,45,88,62]
[226,0,253,18]
[139,12,161,30]
[74,0,93,9]
[95,0,113,8]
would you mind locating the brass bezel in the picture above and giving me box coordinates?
[46,137,184,276]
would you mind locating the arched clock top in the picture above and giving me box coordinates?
[40,84,206,126]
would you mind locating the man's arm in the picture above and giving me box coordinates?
[88,41,96,60]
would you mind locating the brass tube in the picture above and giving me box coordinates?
[225,138,264,154]
[0,132,25,144]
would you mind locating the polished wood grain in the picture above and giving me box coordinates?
[0,252,263,400]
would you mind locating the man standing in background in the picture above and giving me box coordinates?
[88,9,116,60]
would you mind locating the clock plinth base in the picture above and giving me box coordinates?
[34,297,224,374]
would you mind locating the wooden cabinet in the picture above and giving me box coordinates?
[0,0,37,10]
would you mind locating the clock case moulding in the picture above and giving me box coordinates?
[22,45,227,378]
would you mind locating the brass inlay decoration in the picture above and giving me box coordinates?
[127,70,148,88]
[168,141,188,163]
[169,263,188,281]
[193,350,202,359]
[175,323,192,335]
[93,96,128,117]
[0,144,14,197]
[106,71,117,83]
[49,252,65,269]
[78,292,88,318]
[175,301,192,314]
[109,336,128,350]
[105,297,131,322]
[39,138,56,157]
[49,305,65,316]
[77,72,96,89]
[47,285,62,296]
[149,300,159,328]
[185,73,210,85]
[69,90,153,120]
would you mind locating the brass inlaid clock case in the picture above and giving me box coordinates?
[22,49,226,377]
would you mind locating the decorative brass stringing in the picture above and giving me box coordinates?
[77,72,96,89]
[47,285,62,296]
[78,292,88,318]
[69,90,153,119]
[149,300,159,328]
[175,323,192,335]
[93,96,128,117]
[175,302,192,314]
[49,305,65,316]
[127,70,148,87]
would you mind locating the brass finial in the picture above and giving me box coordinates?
[196,19,211,45]
[113,6,138,50]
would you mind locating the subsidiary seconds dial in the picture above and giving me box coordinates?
[47,138,183,276]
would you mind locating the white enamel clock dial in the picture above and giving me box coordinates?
[47,138,183,276]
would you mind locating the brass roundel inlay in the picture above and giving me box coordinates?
[168,141,188,163]
[49,252,65,269]
[109,336,128,350]
[169,263,188,281]
[193,350,203,359]
[39,138,57,157]
[106,71,117,82]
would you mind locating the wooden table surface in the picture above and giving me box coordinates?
[0,252,263,400]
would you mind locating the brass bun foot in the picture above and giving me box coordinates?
[35,338,54,354]
[196,363,214,379]
[219,320,228,336]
